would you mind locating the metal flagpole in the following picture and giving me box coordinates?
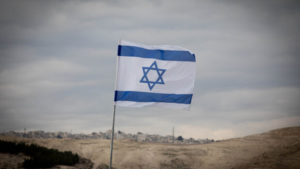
[109,39,121,169]
[109,104,116,169]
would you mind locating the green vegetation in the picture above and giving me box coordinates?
[0,140,79,168]
[177,136,184,141]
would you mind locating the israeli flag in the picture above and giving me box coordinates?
[114,40,196,109]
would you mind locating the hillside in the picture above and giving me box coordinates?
[0,126,299,169]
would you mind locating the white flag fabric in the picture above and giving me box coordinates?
[114,40,196,109]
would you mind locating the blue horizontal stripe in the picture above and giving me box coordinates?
[118,45,195,62]
[114,91,193,104]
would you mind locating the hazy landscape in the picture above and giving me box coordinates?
[1,1,300,169]
[1,126,299,169]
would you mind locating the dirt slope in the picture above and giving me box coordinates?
[1,126,299,169]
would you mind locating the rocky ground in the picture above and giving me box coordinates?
[0,126,299,169]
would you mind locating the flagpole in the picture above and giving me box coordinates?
[109,39,121,169]
[109,104,116,169]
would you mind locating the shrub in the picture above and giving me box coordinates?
[0,140,79,168]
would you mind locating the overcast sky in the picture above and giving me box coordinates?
[0,0,299,139]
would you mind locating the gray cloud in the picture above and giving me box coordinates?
[0,0,299,139]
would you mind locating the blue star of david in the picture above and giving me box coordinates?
[140,61,166,91]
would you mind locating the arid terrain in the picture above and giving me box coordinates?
[1,126,300,169]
